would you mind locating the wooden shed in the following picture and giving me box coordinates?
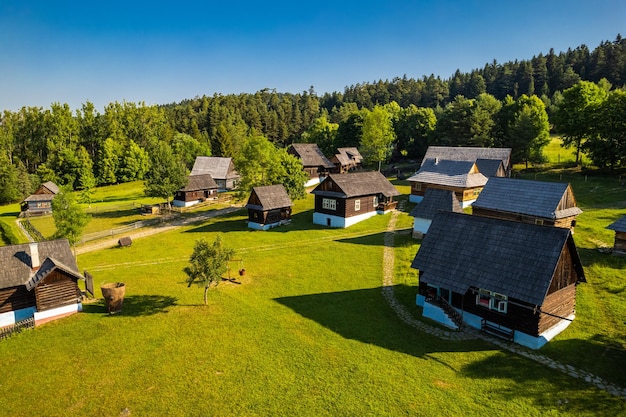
[190,156,240,190]
[409,188,463,238]
[287,143,335,187]
[311,171,400,228]
[20,181,60,216]
[245,184,293,230]
[330,147,363,173]
[472,177,582,230]
[0,240,84,328]
[407,159,488,207]
[173,174,219,207]
[411,211,586,349]
[607,215,626,255]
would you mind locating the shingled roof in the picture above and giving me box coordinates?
[475,158,505,178]
[312,171,400,198]
[190,157,239,179]
[289,143,335,169]
[411,211,585,306]
[0,240,82,289]
[473,177,583,219]
[407,159,488,188]
[179,174,218,192]
[409,188,463,219]
[245,184,293,211]
[40,181,60,194]
[422,146,511,169]
[607,215,626,232]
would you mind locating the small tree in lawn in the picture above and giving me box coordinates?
[52,186,90,257]
[184,236,235,305]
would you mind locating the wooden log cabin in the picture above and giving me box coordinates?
[421,146,512,177]
[472,177,582,230]
[411,211,586,349]
[173,174,219,207]
[190,156,240,191]
[20,181,60,217]
[311,171,400,228]
[0,240,85,328]
[407,159,488,208]
[607,215,626,255]
[330,147,363,174]
[245,184,293,230]
[287,143,335,187]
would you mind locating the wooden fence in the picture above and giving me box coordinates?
[0,317,35,341]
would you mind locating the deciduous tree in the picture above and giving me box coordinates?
[52,187,90,256]
[144,141,187,211]
[184,236,235,305]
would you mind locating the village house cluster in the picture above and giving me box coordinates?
[3,143,625,351]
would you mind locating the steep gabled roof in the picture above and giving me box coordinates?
[337,147,363,163]
[475,159,505,178]
[422,146,511,168]
[473,177,583,219]
[407,159,488,188]
[190,157,239,179]
[25,257,84,290]
[312,171,400,198]
[41,181,60,194]
[179,174,218,192]
[0,240,82,289]
[245,184,293,211]
[289,143,335,169]
[409,188,463,219]
[607,215,626,232]
[411,212,585,306]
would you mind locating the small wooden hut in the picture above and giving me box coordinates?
[245,184,293,230]
[190,156,240,190]
[330,147,363,173]
[607,215,626,255]
[173,174,219,207]
[287,143,335,187]
[20,181,60,216]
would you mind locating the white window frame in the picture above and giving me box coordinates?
[322,198,336,211]
[476,289,508,313]
[354,199,361,211]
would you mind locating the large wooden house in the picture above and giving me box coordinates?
[173,174,219,207]
[245,184,293,230]
[311,171,400,228]
[190,156,240,190]
[411,211,586,349]
[607,215,626,255]
[0,239,85,329]
[409,188,463,238]
[407,159,488,207]
[472,177,582,230]
[287,143,335,187]
[422,146,512,177]
[20,181,60,216]
[330,147,363,173]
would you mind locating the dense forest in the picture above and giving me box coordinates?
[1,35,625,204]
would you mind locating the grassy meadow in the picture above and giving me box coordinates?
[1,140,625,416]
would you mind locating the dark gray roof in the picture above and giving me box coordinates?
[422,146,511,168]
[289,143,335,169]
[312,171,400,198]
[411,211,585,306]
[607,215,626,232]
[180,174,218,192]
[475,159,504,177]
[25,257,83,290]
[473,177,582,219]
[409,188,463,219]
[0,240,82,289]
[245,184,293,211]
[24,194,55,202]
[190,157,240,179]
[407,159,488,188]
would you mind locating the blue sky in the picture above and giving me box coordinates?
[0,0,624,112]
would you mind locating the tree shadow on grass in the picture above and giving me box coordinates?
[460,351,626,414]
[274,286,490,358]
[82,294,177,316]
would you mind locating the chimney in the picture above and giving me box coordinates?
[434,157,439,165]
[30,243,40,271]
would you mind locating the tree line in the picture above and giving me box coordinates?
[1,35,625,205]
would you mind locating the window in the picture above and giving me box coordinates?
[476,289,508,313]
[535,219,544,225]
[322,198,336,211]
[414,183,422,191]
[354,199,360,211]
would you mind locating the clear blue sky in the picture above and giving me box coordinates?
[0,0,624,112]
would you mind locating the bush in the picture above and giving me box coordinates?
[0,220,19,245]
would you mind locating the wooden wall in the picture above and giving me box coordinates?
[0,286,36,314]
[613,231,626,254]
[538,284,576,334]
[34,271,81,312]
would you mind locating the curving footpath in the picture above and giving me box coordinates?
[382,210,626,400]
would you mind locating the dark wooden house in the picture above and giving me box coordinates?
[411,211,586,349]
[311,171,400,228]
[409,188,463,238]
[0,239,84,328]
[407,159,488,207]
[287,143,335,187]
[173,174,219,207]
[330,147,363,173]
[421,146,512,177]
[20,181,60,216]
[472,177,582,230]
[607,215,626,255]
[190,156,240,190]
[245,184,293,230]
